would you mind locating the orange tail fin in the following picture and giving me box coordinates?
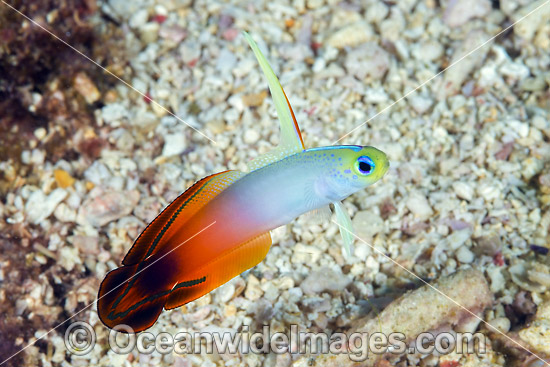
[97,257,175,332]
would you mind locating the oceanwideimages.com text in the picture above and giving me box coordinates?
[65,322,487,361]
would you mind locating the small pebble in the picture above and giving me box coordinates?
[242,90,267,107]
[244,129,260,144]
[452,182,474,201]
[488,317,511,333]
[327,22,374,48]
[54,169,75,188]
[25,188,68,224]
[129,8,148,29]
[300,267,350,295]
[406,191,434,219]
[76,189,140,227]
[33,127,47,140]
[443,0,492,27]
[162,132,187,157]
[244,275,263,301]
[139,22,160,44]
[456,245,475,263]
[73,72,101,104]
[353,210,384,239]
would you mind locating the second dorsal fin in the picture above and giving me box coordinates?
[122,170,246,266]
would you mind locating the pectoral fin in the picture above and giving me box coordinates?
[243,32,305,171]
[333,201,355,257]
[302,205,332,225]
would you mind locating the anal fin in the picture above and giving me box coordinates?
[165,232,272,309]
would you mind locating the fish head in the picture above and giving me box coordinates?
[306,145,389,201]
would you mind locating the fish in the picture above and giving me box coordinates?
[97,32,389,332]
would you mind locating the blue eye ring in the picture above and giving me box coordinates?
[355,156,375,175]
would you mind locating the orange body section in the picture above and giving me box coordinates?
[97,171,272,332]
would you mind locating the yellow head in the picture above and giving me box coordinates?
[304,145,389,201]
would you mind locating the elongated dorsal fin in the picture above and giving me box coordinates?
[122,170,246,266]
[243,32,305,171]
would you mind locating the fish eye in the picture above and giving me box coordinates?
[355,156,375,175]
